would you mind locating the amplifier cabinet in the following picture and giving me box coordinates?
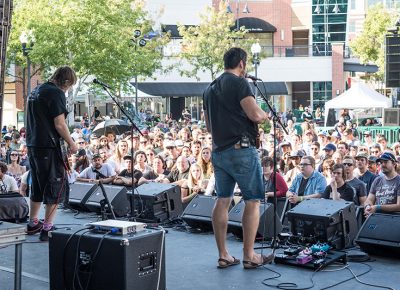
[49,227,166,290]
[129,183,183,223]
[287,199,358,249]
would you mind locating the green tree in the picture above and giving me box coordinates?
[178,2,252,80]
[7,0,169,100]
[349,4,397,80]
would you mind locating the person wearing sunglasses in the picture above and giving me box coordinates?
[287,156,327,204]
[364,152,400,216]
[342,156,367,205]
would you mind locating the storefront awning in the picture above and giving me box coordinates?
[234,17,277,33]
[132,81,288,97]
[344,58,379,73]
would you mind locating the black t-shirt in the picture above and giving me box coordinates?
[322,183,355,202]
[119,169,143,185]
[298,177,309,196]
[203,72,257,152]
[26,82,68,148]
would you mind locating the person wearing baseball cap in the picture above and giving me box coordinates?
[77,152,116,184]
[355,152,377,193]
[113,153,146,187]
[284,150,306,187]
[364,152,400,216]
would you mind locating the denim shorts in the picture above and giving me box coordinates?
[212,145,264,201]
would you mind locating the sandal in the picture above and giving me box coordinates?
[217,257,241,268]
[243,253,274,269]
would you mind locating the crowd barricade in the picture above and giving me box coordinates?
[316,126,400,147]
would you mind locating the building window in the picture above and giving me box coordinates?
[313,81,332,112]
[312,0,349,56]
[349,20,356,33]
[350,0,356,10]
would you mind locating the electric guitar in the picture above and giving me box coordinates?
[58,138,71,171]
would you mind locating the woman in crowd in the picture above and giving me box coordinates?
[6,150,26,187]
[177,127,192,143]
[392,142,400,156]
[197,146,213,179]
[261,156,288,199]
[134,150,153,175]
[181,163,205,205]
[322,158,335,184]
[143,156,170,181]
[108,140,129,173]
[98,135,112,156]
[145,146,157,166]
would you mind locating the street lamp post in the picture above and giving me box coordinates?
[251,42,261,103]
[226,1,250,31]
[131,29,147,116]
[19,31,34,99]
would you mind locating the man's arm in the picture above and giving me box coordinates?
[240,96,268,123]
[54,114,78,154]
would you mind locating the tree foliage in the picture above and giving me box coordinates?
[349,4,397,80]
[8,0,169,97]
[178,2,252,80]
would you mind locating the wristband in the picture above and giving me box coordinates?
[376,205,381,213]
[300,196,303,202]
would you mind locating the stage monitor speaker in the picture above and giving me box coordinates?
[228,200,282,239]
[355,213,400,258]
[129,183,183,223]
[181,195,218,231]
[85,185,129,217]
[49,227,165,290]
[385,35,400,88]
[287,199,358,249]
[68,182,98,210]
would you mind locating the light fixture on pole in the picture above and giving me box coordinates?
[251,42,261,101]
[226,1,250,31]
[314,0,321,14]
[332,0,340,14]
[19,30,35,102]
[131,29,147,116]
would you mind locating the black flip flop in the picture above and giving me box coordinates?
[243,253,274,269]
[217,257,241,268]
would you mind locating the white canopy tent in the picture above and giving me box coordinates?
[324,82,392,125]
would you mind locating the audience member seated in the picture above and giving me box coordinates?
[284,150,305,187]
[113,153,146,187]
[0,162,18,193]
[134,150,153,175]
[322,164,356,202]
[143,156,170,181]
[354,152,377,193]
[72,149,90,173]
[181,164,206,205]
[7,150,26,188]
[364,152,400,216]
[286,156,327,204]
[77,153,116,184]
[261,156,288,198]
[158,155,190,186]
[198,146,213,179]
[343,155,367,205]
[108,140,129,174]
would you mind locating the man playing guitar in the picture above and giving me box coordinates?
[25,66,78,241]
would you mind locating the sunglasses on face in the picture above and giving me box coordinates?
[343,163,353,167]
[10,153,19,156]
[78,141,85,144]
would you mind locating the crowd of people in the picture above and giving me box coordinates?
[1,112,400,215]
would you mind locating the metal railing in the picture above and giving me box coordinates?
[260,44,353,58]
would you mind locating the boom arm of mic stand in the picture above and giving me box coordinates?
[98,85,141,215]
[99,85,144,137]
[252,80,288,135]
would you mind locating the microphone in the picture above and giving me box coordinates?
[93,79,111,89]
[244,73,262,81]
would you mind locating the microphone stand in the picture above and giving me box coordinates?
[98,181,116,220]
[95,83,143,219]
[252,79,288,252]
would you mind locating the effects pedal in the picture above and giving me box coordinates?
[284,247,302,256]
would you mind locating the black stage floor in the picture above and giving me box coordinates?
[0,207,399,290]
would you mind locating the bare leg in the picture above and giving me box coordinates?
[44,204,58,224]
[212,197,234,261]
[242,200,264,263]
[29,200,42,220]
